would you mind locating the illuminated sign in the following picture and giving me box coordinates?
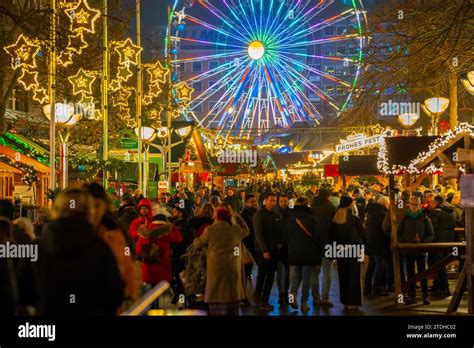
[336,134,383,153]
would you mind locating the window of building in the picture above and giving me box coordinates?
[337,26,346,35]
[324,27,335,36]
[337,46,346,56]
[179,63,185,73]
[194,103,203,113]
[209,61,219,70]
[192,62,202,72]
[193,81,202,92]
[209,80,217,90]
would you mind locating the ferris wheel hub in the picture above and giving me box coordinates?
[248,40,265,60]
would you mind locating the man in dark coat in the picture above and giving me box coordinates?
[276,194,292,306]
[118,194,139,236]
[365,196,390,296]
[223,187,241,212]
[240,194,258,282]
[428,195,456,298]
[287,197,321,312]
[253,193,282,311]
[398,197,434,305]
[311,188,336,306]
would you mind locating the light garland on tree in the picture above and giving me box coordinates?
[0,155,39,187]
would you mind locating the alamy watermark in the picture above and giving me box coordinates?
[379,99,420,117]
[217,148,258,167]
[0,241,38,262]
[324,242,365,262]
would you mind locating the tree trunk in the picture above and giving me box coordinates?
[449,68,458,129]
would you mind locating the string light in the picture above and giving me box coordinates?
[32,87,49,104]
[147,60,169,84]
[117,64,133,81]
[175,82,194,101]
[58,50,74,67]
[0,155,39,187]
[66,32,89,54]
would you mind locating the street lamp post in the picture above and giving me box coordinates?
[48,0,57,194]
[397,112,420,135]
[135,126,157,197]
[422,97,450,135]
[43,104,81,189]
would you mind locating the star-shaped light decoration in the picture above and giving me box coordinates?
[4,34,40,69]
[58,50,74,67]
[117,64,133,81]
[32,87,49,104]
[66,32,89,54]
[142,95,153,105]
[65,0,101,34]
[156,127,168,138]
[175,82,194,101]
[68,68,96,95]
[18,69,39,90]
[115,38,142,66]
[370,124,385,135]
[147,60,169,84]
[113,88,132,108]
[173,9,186,24]
[78,94,94,112]
[109,79,122,91]
[91,109,102,121]
[214,135,227,152]
[148,83,162,97]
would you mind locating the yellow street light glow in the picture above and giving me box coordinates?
[248,41,265,60]
[461,71,474,96]
[398,113,419,127]
[422,97,450,115]
[135,126,157,143]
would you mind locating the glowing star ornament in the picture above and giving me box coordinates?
[78,94,94,111]
[65,0,101,34]
[109,79,122,91]
[18,69,39,90]
[214,136,227,151]
[142,95,153,105]
[148,83,162,97]
[32,87,48,104]
[147,61,169,84]
[4,34,40,69]
[67,32,89,54]
[68,68,96,95]
[175,82,194,101]
[58,50,74,67]
[117,65,133,81]
[115,38,142,66]
[113,88,132,108]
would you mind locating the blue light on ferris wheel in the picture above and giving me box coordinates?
[172,73,178,81]
[177,23,186,31]
[278,146,292,154]
[171,49,178,55]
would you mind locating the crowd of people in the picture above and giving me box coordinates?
[0,178,466,316]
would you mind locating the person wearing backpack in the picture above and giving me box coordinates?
[397,196,434,305]
[286,197,321,312]
[136,214,183,286]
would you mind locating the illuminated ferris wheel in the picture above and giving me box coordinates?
[170,0,369,139]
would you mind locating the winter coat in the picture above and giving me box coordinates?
[98,224,138,301]
[428,202,456,242]
[397,210,435,246]
[453,204,464,228]
[240,206,257,251]
[277,207,292,263]
[253,207,283,253]
[286,205,322,266]
[330,211,366,246]
[312,199,337,247]
[35,217,124,316]
[0,257,17,316]
[224,195,242,212]
[118,204,139,236]
[193,220,249,303]
[382,203,409,237]
[354,197,367,223]
[128,199,153,241]
[365,203,390,256]
[136,221,182,284]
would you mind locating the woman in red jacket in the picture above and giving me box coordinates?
[129,199,153,242]
[136,214,183,286]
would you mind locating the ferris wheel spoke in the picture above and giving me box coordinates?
[265,0,308,47]
[171,50,244,64]
[279,8,357,47]
[228,0,257,41]
[191,59,249,112]
[242,0,260,41]
[270,0,334,45]
[263,63,292,128]
[199,62,252,127]
[182,60,242,85]
[278,33,360,50]
[223,0,256,41]
[280,54,352,88]
[197,0,249,42]
[185,15,249,45]
[279,58,342,112]
[278,50,359,65]
[170,36,245,49]
[262,0,286,45]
